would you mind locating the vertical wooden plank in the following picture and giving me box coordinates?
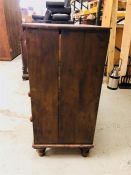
[107,0,118,76]
[102,0,118,76]
[102,0,114,27]
[114,26,123,65]
[26,29,59,144]
[120,0,131,76]
[59,29,110,144]
[4,0,21,59]
[0,0,10,60]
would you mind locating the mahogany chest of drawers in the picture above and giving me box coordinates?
[23,23,110,156]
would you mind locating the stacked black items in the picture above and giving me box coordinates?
[44,0,73,24]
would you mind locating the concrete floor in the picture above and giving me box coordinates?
[0,55,131,175]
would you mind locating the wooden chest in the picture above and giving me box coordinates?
[23,23,110,156]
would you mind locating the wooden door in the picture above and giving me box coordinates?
[59,29,110,144]
[26,29,59,144]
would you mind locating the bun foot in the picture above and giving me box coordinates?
[80,148,90,157]
[22,73,29,80]
[28,92,31,97]
[30,116,33,122]
[37,148,46,157]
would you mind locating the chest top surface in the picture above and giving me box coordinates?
[22,23,110,32]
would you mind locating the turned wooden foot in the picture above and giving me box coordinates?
[80,148,90,157]
[22,73,29,80]
[37,148,46,157]
[30,116,33,122]
[28,92,31,97]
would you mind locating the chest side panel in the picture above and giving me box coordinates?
[26,28,59,144]
[59,29,110,144]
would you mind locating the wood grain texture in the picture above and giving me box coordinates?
[114,26,131,65]
[4,0,22,59]
[102,0,114,27]
[0,0,10,60]
[33,144,94,149]
[26,29,59,144]
[119,0,131,76]
[0,0,21,60]
[107,0,118,76]
[59,29,110,144]
[23,23,110,31]
[21,29,28,79]
[24,24,110,150]
[115,26,123,65]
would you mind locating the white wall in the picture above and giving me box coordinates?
[20,0,65,15]
[20,0,46,15]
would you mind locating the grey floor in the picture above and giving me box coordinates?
[0,55,131,175]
